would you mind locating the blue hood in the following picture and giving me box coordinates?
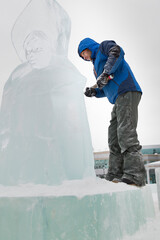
[78,38,100,61]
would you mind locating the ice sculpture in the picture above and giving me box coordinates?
[0,181,155,240]
[0,0,95,185]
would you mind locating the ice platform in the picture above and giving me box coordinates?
[0,178,155,240]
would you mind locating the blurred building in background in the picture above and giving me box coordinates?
[94,145,160,184]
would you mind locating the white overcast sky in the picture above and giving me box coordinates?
[0,0,160,151]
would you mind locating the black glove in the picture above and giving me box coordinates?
[97,72,109,89]
[84,87,96,97]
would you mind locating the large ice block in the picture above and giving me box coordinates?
[0,58,95,185]
[0,0,95,185]
[156,168,160,210]
[0,179,155,240]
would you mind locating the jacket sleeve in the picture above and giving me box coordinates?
[95,88,105,98]
[99,41,125,75]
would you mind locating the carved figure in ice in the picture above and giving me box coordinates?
[24,31,53,69]
[0,0,95,185]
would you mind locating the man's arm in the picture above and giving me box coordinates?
[99,40,125,75]
[96,41,125,89]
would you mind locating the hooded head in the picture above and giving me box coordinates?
[78,38,100,61]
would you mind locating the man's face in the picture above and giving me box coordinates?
[80,49,92,61]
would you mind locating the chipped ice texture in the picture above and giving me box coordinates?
[156,168,160,209]
[11,0,71,61]
[0,181,155,240]
[0,0,95,185]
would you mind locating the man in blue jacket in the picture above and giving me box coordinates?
[78,38,146,186]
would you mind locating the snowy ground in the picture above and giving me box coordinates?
[123,184,160,240]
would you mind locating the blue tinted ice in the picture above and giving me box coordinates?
[0,0,95,185]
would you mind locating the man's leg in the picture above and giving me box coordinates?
[106,105,124,181]
[116,92,146,186]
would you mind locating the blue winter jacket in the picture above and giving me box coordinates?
[78,38,142,104]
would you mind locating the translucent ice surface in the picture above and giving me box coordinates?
[0,0,95,185]
[0,179,155,240]
[11,0,71,61]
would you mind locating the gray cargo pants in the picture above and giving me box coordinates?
[106,91,146,186]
